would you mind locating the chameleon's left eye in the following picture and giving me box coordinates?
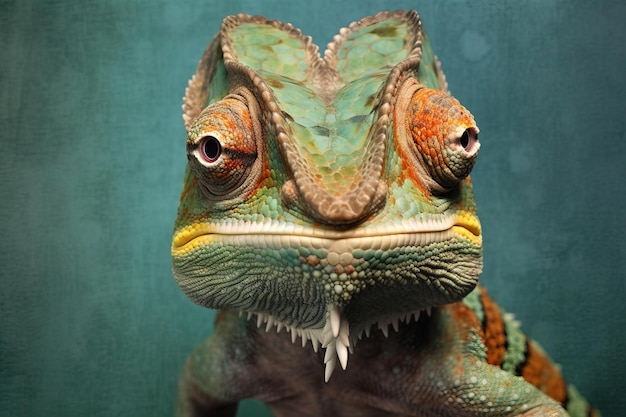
[197,135,222,165]
[186,91,264,202]
[395,79,480,193]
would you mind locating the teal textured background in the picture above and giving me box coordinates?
[1,0,624,416]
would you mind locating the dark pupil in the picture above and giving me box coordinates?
[202,136,221,162]
[460,130,470,150]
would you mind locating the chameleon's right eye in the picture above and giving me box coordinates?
[186,92,265,203]
[394,78,480,194]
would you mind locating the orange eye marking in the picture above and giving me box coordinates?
[223,159,243,170]
[204,110,234,131]
[393,113,429,194]
[198,98,255,153]
[409,89,457,170]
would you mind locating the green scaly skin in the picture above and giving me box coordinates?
[171,11,599,417]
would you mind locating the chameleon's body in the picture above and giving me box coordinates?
[172,11,599,417]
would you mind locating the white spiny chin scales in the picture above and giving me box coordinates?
[323,306,350,382]
[244,306,431,382]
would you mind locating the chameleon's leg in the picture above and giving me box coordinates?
[431,355,569,417]
[406,304,569,417]
[176,311,255,417]
[176,340,236,416]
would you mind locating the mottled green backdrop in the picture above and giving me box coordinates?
[1,0,624,416]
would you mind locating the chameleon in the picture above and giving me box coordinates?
[171,10,600,417]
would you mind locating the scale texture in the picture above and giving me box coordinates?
[171,10,599,417]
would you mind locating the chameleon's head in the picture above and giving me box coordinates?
[172,10,482,379]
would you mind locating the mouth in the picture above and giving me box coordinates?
[172,211,481,256]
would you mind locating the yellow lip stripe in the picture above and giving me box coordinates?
[172,211,481,256]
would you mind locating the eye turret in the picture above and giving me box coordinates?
[186,91,265,202]
[395,79,480,193]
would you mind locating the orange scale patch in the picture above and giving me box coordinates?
[479,287,507,367]
[521,341,567,404]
